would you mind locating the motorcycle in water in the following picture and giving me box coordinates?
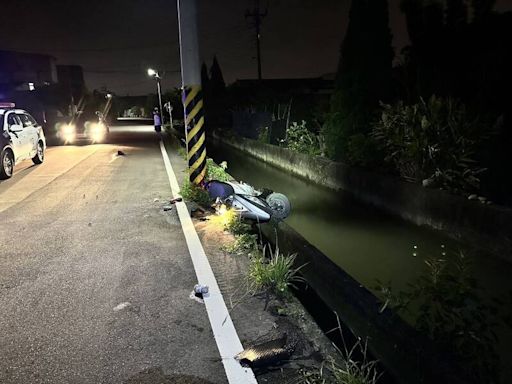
[206,180,291,223]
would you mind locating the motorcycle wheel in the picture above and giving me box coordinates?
[266,193,291,220]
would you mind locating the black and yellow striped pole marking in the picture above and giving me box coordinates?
[184,84,206,185]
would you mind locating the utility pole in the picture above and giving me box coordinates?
[156,77,164,124]
[177,0,207,186]
[246,0,267,80]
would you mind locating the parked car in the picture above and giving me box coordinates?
[0,103,46,179]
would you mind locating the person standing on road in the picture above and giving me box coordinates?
[153,108,162,141]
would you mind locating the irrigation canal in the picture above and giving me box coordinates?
[208,139,512,380]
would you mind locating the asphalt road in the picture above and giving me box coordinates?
[0,125,227,384]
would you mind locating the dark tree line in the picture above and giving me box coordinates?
[324,0,394,163]
[328,0,512,204]
[201,56,228,127]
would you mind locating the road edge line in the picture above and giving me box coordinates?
[159,141,257,384]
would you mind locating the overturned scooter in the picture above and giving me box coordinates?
[206,180,291,223]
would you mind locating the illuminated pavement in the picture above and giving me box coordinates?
[0,124,226,383]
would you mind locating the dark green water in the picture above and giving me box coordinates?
[208,142,512,295]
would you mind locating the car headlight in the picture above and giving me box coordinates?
[61,124,76,142]
[89,123,106,142]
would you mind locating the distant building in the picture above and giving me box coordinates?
[231,75,335,97]
[228,76,335,140]
[0,51,88,125]
[0,50,57,94]
[117,95,152,118]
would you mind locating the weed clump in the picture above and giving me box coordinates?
[223,210,251,235]
[206,158,231,182]
[223,232,258,254]
[180,179,211,206]
[248,246,305,298]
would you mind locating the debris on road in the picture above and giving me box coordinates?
[163,205,173,211]
[189,290,204,304]
[153,198,160,202]
[235,334,292,368]
[193,284,209,300]
[113,302,131,311]
[170,197,183,204]
[117,150,126,156]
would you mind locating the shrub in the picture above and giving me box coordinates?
[180,179,211,206]
[258,126,269,144]
[223,210,251,235]
[345,133,383,168]
[177,147,187,160]
[375,249,509,384]
[248,245,305,298]
[206,158,231,182]
[223,233,258,254]
[285,121,322,157]
[372,96,487,193]
[322,111,347,161]
[299,314,380,384]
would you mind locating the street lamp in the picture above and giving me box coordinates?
[147,68,164,124]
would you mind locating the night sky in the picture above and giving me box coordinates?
[1,0,511,95]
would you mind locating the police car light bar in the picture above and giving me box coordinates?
[0,102,16,108]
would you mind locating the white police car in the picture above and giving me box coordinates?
[1,103,46,179]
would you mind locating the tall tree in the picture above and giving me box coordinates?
[209,56,226,98]
[325,0,394,161]
[201,62,209,92]
[206,56,228,126]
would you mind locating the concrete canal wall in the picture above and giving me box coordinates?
[260,221,468,384]
[212,133,512,261]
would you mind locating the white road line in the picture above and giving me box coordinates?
[159,141,257,384]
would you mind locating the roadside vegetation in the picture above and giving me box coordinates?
[299,335,380,384]
[180,180,211,206]
[248,246,305,299]
[375,248,512,384]
[284,121,323,157]
[180,157,231,205]
[221,202,305,299]
[177,146,187,160]
[372,96,488,194]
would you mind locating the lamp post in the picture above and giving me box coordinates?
[147,68,164,124]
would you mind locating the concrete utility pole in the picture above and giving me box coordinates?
[246,0,267,80]
[156,77,164,124]
[177,0,207,185]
